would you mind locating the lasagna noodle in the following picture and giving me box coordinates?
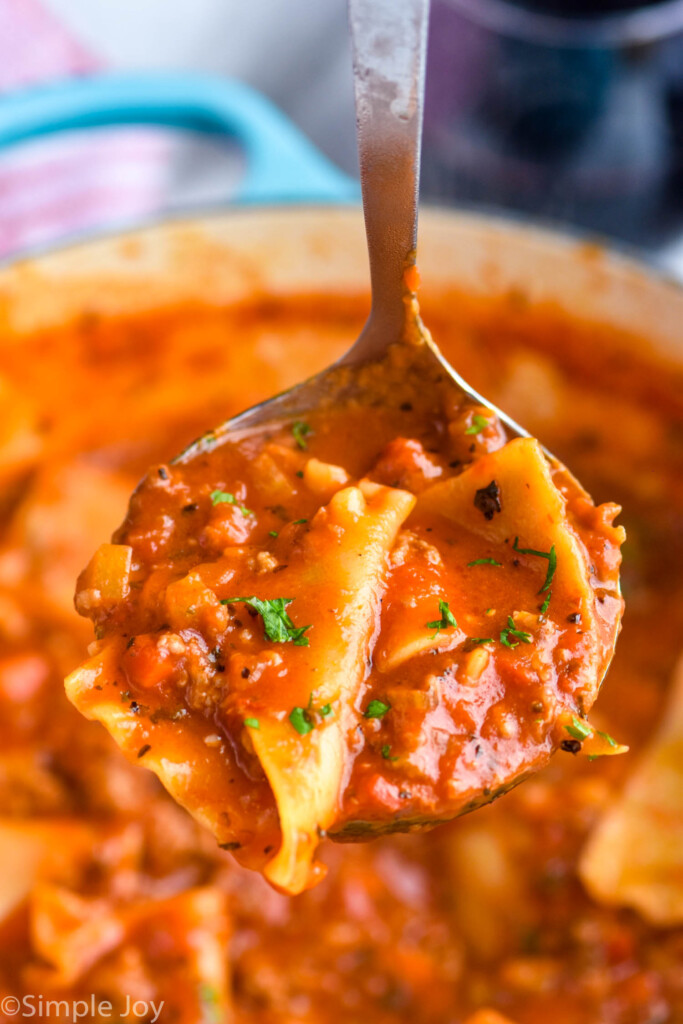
[416,437,600,664]
[253,481,415,892]
[580,655,683,925]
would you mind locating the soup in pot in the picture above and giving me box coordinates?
[0,279,680,1022]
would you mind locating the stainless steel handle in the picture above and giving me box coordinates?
[348,0,430,360]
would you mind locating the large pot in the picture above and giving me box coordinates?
[0,72,681,345]
[1,205,682,354]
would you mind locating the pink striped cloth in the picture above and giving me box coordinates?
[0,0,171,257]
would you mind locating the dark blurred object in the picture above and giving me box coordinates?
[423,0,683,249]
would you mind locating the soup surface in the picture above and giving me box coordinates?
[0,281,681,1022]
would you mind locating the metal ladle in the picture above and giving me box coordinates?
[178,0,529,466]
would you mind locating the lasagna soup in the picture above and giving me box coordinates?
[0,278,680,1022]
[68,330,623,893]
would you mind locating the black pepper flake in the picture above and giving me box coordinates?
[215,664,225,673]
[129,701,140,714]
[399,401,413,411]
[241,667,250,679]
[219,841,242,851]
[531,700,544,713]
[469,443,476,453]
[126,637,136,649]
[513,558,520,567]
[449,460,461,468]
[137,744,151,758]
[158,466,169,480]
[264,845,273,855]
[561,738,582,754]
[399,790,411,799]
[567,613,581,624]
[473,480,502,521]
[182,503,198,513]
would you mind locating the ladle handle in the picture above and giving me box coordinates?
[348,0,430,357]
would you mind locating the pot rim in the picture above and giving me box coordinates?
[2,201,681,297]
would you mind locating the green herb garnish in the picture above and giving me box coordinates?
[210,490,252,516]
[244,717,260,730]
[199,983,222,1024]
[468,558,502,567]
[565,715,591,742]
[381,744,399,761]
[268,530,279,537]
[289,706,314,735]
[500,615,532,649]
[467,637,494,646]
[585,730,620,760]
[320,703,333,717]
[292,421,313,450]
[292,518,308,525]
[513,537,557,594]
[221,596,311,646]
[540,590,552,616]
[465,414,491,435]
[426,599,458,637]
[364,699,391,719]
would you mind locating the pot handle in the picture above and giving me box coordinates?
[0,71,359,204]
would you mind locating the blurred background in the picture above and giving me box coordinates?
[2,0,683,274]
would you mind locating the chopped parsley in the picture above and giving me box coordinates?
[292,518,308,525]
[289,694,334,735]
[540,590,552,616]
[199,984,222,1024]
[586,731,621,761]
[426,599,458,638]
[364,699,391,719]
[381,744,399,761]
[221,596,311,646]
[513,537,557,594]
[467,558,502,567]
[210,490,252,516]
[500,616,532,649]
[244,717,260,730]
[292,421,313,450]
[465,413,491,435]
[268,530,279,537]
[467,637,494,646]
[597,728,618,747]
[565,715,591,742]
[289,705,314,735]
